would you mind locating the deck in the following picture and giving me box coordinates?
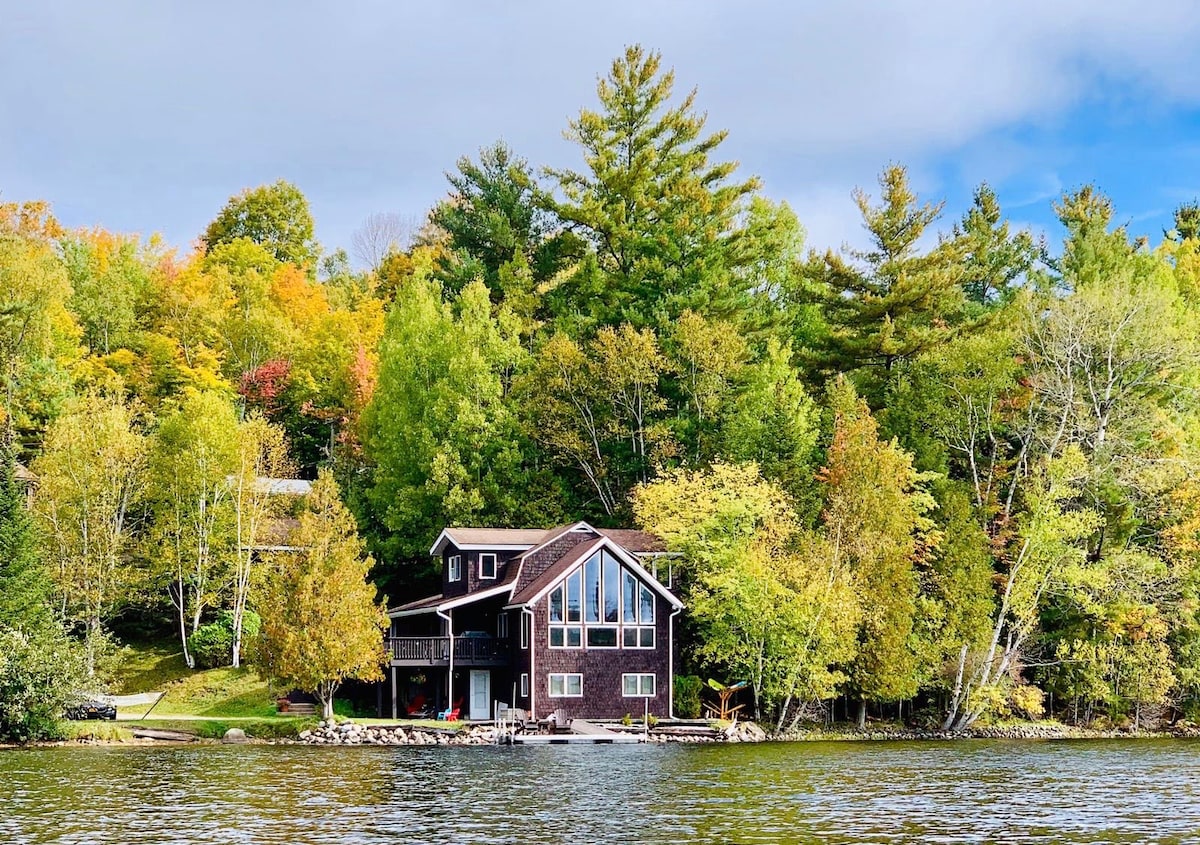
[386,636,508,667]
[510,719,641,745]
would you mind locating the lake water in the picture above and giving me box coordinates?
[2,739,1198,843]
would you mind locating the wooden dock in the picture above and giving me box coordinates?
[511,719,641,745]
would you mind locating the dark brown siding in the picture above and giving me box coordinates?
[441,545,520,598]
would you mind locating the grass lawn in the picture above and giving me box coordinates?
[113,640,280,718]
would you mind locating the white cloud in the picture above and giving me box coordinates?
[2,1,1199,251]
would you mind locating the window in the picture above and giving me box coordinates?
[448,555,462,582]
[520,613,529,649]
[548,551,655,649]
[622,674,656,697]
[479,553,498,580]
[497,612,509,639]
[549,569,583,648]
[548,673,583,697]
[520,673,529,698]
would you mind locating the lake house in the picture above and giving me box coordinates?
[385,522,683,722]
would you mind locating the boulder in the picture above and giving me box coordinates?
[221,728,249,744]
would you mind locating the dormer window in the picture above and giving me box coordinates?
[479,553,498,580]
[448,554,462,582]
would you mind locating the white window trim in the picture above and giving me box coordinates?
[497,612,509,639]
[548,673,583,698]
[448,554,462,582]
[520,613,529,650]
[622,673,656,697]
[548,624,582,650]
[545,555,655,651]
[622,626,656,649]
[479,552,498,580]
[520,673,529,698]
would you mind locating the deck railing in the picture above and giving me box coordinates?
[386,636,507,665]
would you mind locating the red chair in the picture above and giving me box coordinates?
[438,698,464,721]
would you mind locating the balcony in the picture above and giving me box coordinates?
[386,635,509,667]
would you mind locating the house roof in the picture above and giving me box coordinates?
[389,592,446,615]
[596,528,668,554]
[255,477,312,496]
[429,527,550,556]
[507,537,606,606]
[396,523,682,619]
[14,463,34,483]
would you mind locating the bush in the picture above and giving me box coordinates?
[674,675,702,719]
[0,626,88,742]
[188,610,260,669]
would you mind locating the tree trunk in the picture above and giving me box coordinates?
[857,698,867,730]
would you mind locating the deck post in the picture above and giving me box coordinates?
[390,665,397,720]
[438,608,454,712]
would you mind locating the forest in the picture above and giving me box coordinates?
[4,44,1200,737]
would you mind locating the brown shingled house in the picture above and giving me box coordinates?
[384,522,683,722]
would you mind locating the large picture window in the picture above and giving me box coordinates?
[548,551,655,650]
[548,673,582,697]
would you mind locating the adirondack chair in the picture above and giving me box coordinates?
[437,698,464,721]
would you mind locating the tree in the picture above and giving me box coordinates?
[431,142,575,300]
[229,414,294,668]
[820,379,935,728]
[519,325,673,517]
[0,446,51,628]
[952,184,1040,308]
[203,180,320,269]
[0,229,74,445]
[942,448,1101,730]
[720,338,819,509]
[362,275,529,573]
[546,45,761,331]
[806,165,966,403]
[148,392,240,668]
[32,395,146,675]
[633,463,858,723]
[351,212,417,272]
[258,471,387,719]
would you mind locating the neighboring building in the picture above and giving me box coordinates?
[385,522,683,722]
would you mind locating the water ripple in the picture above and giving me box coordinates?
[2,740,1199,843]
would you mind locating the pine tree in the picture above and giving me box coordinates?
[807,165,965,403]
[546,45,761,332]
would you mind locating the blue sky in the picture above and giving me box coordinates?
[3,1,1200,263]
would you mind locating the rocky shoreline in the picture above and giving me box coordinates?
[293,719,770,746]
[11,718,1200,749]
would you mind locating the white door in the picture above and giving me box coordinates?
[469,670,490,720]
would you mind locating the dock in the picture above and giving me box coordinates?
[510,719,641,745]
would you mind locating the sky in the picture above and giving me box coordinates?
[4,1,1200,263]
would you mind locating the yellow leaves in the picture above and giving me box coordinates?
[269,264,329,331]
[259,471,388,694]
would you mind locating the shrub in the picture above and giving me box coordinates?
[0,626,88,742]
[188,610,260,669]
[674,675,702,719]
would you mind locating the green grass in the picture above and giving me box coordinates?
[113,640,280,719]
[134,717,317,739]
[151,667,278,717]
[113,641,191,695]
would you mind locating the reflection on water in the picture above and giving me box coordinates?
[2,739,1198,843]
